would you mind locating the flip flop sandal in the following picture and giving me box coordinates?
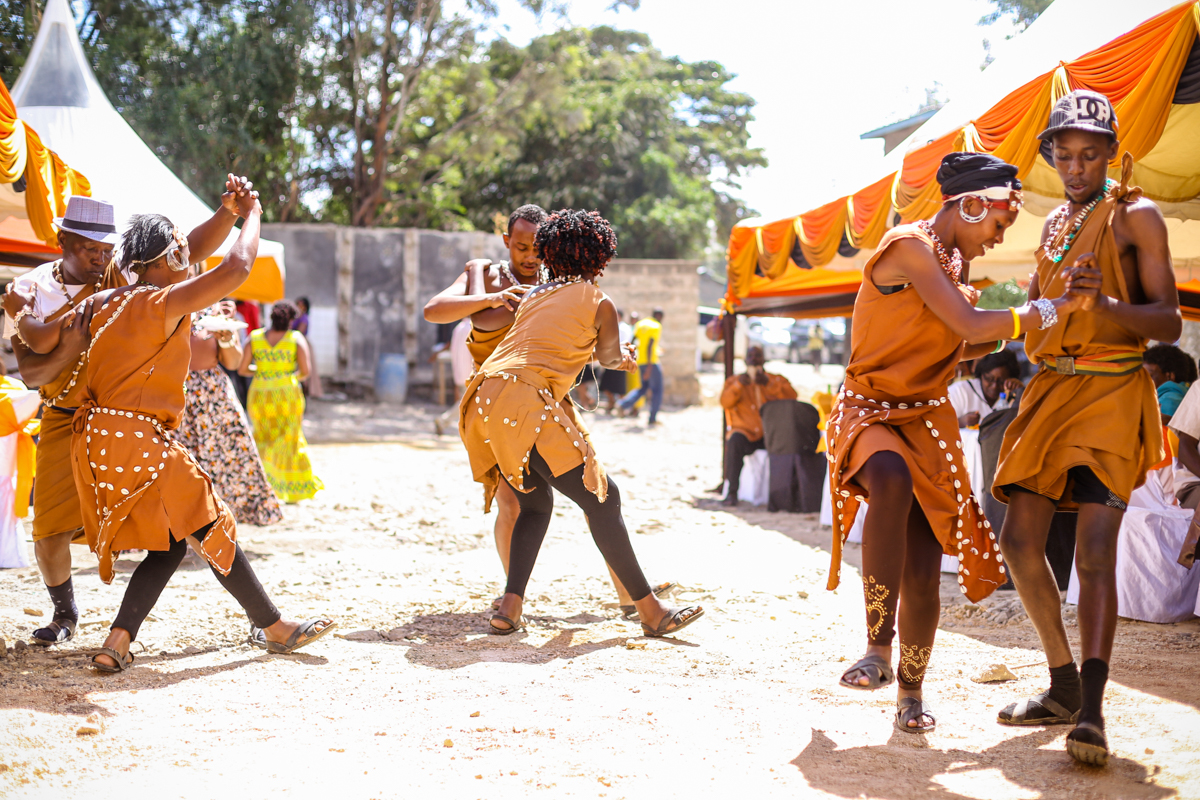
[1066,722,1109,767]
[895,697,936,734]
[31,618,77,647]
[997,692,1079,726]
[248,626,268,650]
[641,605,705,638]
[488,614,526,635]
[491,596,504,611]
[265,618,337,654]
[90,647,134,674]
[839,654,895,691]
[620,582,679,620]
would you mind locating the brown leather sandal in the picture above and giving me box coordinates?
[90,647,134,673]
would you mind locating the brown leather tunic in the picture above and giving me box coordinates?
[459,281,608,508]
[994,158,1163,507]
[826,225,1006,603]
[70,286,235,584]
[32,261,128,542]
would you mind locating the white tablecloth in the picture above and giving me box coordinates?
[1067,468,1200,623]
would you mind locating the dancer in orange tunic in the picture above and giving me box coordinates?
[459,209,702,637]
[425,205,673,617]
[993,91,1180,767]
[827,153,1094,733]
[71,187,335,671]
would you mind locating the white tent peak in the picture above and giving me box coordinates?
[10,0,98,110]
[9,0,286,301]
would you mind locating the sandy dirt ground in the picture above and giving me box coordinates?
[1,366,1198,799]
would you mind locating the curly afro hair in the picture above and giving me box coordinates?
[534,208,617,280]
[1144,343,1197,384]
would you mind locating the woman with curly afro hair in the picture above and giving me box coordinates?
[459,209,704,637]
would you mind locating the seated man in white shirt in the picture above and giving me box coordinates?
[1168,382,1200,569]
[948,348,1024,428]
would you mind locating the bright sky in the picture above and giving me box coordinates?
[482,0,1023,223]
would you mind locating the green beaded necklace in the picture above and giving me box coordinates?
[1046,178,1117,265]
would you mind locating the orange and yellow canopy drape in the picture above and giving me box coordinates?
[0,377,39,519]
[1,79,91,246]
[727,0,1200,312]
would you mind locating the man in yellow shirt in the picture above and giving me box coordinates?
[618,307,664,426]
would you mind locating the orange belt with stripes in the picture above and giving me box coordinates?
[1038,351,1144,377]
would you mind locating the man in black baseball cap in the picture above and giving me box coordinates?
[993,88,1181,768]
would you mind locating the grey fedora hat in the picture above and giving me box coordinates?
[54,196,119,244]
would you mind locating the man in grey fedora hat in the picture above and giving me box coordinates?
[2,175,257,648]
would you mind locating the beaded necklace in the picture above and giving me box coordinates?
[1044,178,1116,265]
[916,221,963,283]
[53,260,103,296]
[498,261,550,288]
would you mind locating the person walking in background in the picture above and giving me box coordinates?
[618,307,665,426]
[291,296,323,399]
[177,300,283,526]
[238,301,323,503]
[720,345,797,506]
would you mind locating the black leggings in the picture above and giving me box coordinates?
[504,448,651,602]
[112,522,281,640]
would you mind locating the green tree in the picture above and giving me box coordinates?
[80,0,317,221]
[980,0,1053,32]
[0,0,40,88]
[454,27,766,259]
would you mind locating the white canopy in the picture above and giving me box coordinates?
[6,0,285,301]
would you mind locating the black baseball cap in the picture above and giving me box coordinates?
[1038,90,1117,164]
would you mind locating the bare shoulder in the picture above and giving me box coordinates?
[1114,195,1168,241]
[466,258,504,291]
[874,226,938,281]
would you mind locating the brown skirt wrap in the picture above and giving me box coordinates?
[826,381,1006,603]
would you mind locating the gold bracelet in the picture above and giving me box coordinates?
[1009,306,1021,339]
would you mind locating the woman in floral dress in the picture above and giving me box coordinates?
[176,300,283,525]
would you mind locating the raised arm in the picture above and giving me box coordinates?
[1081,201,1181,342]
[164,194,261,330]
[594,297,637,371]
[184,175,253,263]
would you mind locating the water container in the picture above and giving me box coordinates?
[375,353,409,403]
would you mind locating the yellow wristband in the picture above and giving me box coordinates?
[1009,306,1021,339]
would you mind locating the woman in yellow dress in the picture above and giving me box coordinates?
[237,301,323,502]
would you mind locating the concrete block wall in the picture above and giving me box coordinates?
[600,259,700,406]
[262,224,697,405]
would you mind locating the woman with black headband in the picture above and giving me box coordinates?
[825,152,1098,733]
